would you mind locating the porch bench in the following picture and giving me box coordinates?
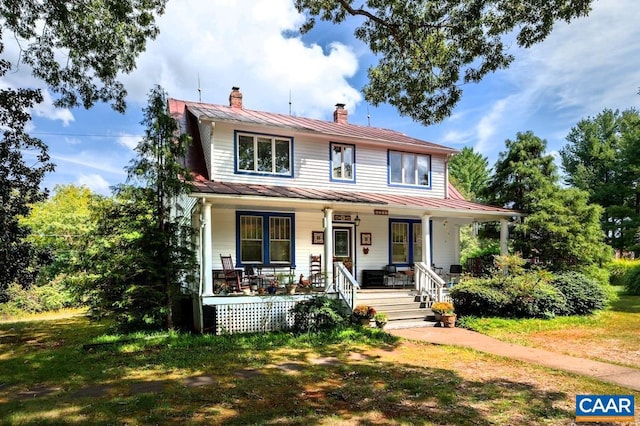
[362,269,385,287]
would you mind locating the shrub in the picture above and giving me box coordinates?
[499,272,566,319]
[450,279,510,317]
[290,296,348,334]
[2,279,77,314]
[623,266,640,295]
[551,271,607,315]
[451,270,566,319]
[605,259,640,287]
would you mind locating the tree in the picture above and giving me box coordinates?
[0,1,166,297]
[20,184,97,284]
[294,0,593,125]
[0,61,54,299]
[83,86,195,331]
[485,131,609,268]
[448,146,490,201]
[483,131,557,212]
[561,109,640,255]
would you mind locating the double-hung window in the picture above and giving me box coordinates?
[388,150,431,187]
[236,131,292,176]
[330,142,355,182]
[237,212,295,266]
[389,219,423,265]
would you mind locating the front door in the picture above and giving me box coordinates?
[333,227,354,272]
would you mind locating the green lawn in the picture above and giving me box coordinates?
[460,287,640,369]
[1,305,638,425]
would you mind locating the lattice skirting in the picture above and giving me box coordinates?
[212,298,301,335]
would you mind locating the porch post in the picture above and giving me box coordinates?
[422,214,431,268]
[500,219,509,256]
[202,200,214,296]
[323,208,333,286]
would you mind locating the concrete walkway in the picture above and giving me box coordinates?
[389,327,640,391]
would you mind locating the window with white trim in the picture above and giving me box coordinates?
[330,142,355,181]
[389,219,423,265]
[236,132,292,176]
[389,150,430,186]
[238,212,294,265]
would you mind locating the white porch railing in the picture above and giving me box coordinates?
[414,262,452,304]
[333,262,359,311]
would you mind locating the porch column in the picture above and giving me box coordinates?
[421,214,431,268]
[202,200,214,296]
[323,208,333,285]
[500,219,509,256]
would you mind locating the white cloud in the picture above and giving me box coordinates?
[117,134,141,151]
[50,152,128,177]
[76,174,112,196]
[474,98,509,154]
[121,0,362,118]
[32,91,75,126]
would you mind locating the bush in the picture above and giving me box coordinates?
[450,279,510,317]
[290,296,348,334]
[606,259,640,288]
[623,267,640,295]
[551,271,607,315]
[1,279,77,314]
[451,270,566,319]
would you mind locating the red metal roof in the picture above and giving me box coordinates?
[169,98,457,154]
[189,180,518,216]
[170,96,517,217]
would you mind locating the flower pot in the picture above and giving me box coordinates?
[286,284,297,294]
[433,312,443,323]
[360,318,371,326]
[441,314,457,328]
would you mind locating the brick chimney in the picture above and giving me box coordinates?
[333,103,348,124]
[229,86,243,109]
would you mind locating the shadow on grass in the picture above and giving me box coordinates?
[608,293,640,313]
[0,357,573,425]
[0,316,577,425]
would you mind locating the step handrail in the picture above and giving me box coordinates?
[333,261,359,311]
[414,262,450,303]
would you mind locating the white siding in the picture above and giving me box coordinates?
[207,206,458,284]
[207,122,447,198]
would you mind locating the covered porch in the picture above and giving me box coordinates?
[187,182,518,333]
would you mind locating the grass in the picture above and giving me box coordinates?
[460,286,640,369]
[0,297,639,425]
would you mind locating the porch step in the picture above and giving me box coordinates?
[384,319,439,330]
[357,290,435,322]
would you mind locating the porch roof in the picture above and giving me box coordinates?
[190,180,520,218]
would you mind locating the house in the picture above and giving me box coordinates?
[169,87,518,333]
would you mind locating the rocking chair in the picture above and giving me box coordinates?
[220,254,246,293]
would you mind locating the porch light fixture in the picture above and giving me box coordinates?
[354,215,361,227]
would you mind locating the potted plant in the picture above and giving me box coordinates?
[352,305,376,326]
[431,301,454,324]
[267,279,278,294]
[374,312,388,329]
[284,272,297,294]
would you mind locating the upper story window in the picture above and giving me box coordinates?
[388,150,431,187]
[236,131,293,177]
[330,142,355,182]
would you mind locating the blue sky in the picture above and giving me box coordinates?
[6,0,640,195]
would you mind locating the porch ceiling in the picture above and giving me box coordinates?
[190,180,521,218]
